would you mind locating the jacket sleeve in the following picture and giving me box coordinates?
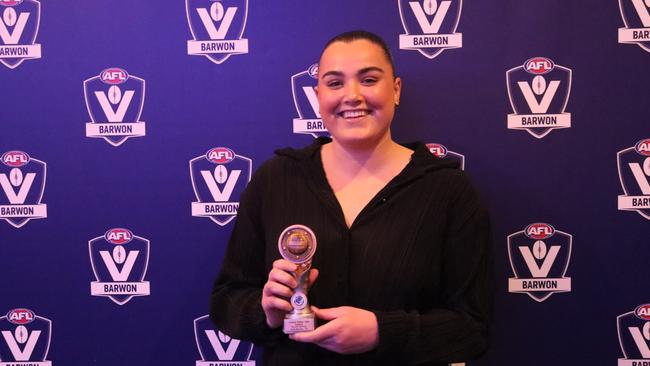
[209,164,285,345]
[373,174,493,364]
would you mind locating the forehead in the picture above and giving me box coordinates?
[319,39,391,74]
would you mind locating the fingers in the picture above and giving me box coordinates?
[268,268,297,289]
[263,261,321,329]
[262,280,293,298]
[307,268,319,288]
[261,294,293,313]
[288,306,379,354]
[289,318,339,343]
[313,306,346,321]
[272,259,297,272]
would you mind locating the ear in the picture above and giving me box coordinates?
[393,77,402,106]
[314,85,319,97]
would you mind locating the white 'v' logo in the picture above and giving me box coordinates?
[631,0,650,27]
[517,80,560,114]
[519,245,560,278]
[1,329,40,361]
[197,7,236,40]
[628,162,650,194]
[302,87,320,117]
[0,11,29,45]
[100,250,139,281]
[628,326,650,357]
[0,171,35,204]
[201,166,240,202]
[205,330,240,360]
[95,90,135,122]
[409,0,450,34]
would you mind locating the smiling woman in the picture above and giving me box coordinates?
[317,37,401,152]
[210,30,492,366]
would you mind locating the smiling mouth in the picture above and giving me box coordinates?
[338,110,370,119]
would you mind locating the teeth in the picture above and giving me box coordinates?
[341,110,368,118]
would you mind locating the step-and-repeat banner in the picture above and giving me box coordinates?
[1,1,649,365]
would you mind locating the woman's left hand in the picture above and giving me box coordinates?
[289,306,379,354]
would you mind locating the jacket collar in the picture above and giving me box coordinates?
[274,136,460,174]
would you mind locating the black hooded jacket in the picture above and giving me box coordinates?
[210,137,492,366]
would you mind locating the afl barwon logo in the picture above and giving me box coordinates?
[292,63,327,138]
[426,143,465,170]
[0,308,52,366]
[618,0,650,52]
[506,57,572,139]
[194,315,255,366]
[186,0,249,65]
[507,223,572,302]
[398,0,463,59]
[0,0,41,69]
[617,304,650,365]
[0,151,47,228]
[617,139,650,219]
[83,67,146,147]
[190,147,252,226]
[89,228,151,305]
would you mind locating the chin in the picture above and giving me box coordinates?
[332,133,387,149]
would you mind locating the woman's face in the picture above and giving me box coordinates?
[317,39,401,149]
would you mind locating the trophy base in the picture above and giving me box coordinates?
[283,313,315,334]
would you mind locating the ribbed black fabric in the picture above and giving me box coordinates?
[210,137,493,366]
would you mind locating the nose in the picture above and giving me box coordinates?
[342,80,362,105]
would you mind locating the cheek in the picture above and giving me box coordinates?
[317,94,340,113]
[367,89,395,108]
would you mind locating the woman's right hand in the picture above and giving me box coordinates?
[262,259,319,329]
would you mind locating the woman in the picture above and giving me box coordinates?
[210,30,492,365]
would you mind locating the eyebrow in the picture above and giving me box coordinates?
[320,66,385,79]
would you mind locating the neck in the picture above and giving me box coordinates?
[324,133,404,172]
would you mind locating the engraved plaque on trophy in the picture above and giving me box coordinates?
[277,224,317,334]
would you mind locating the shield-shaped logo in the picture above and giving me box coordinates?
[617,304,650,364]
[194,315,255,365]
[426,143,465,170]
[83,67,147,147]
[0,0,42,69]
[506,57,572,139]
[398,0,463,59]
[292,63,328,138]
[89,228,151,305]
[507,223,572,302]
[190,147,252,226]
[617,139,650,219]
[0,150,47,228]
[186,0,249,64]
[618,0,650,53]
[0,308,52,365]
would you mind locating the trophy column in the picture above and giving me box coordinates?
[277,224,317,334]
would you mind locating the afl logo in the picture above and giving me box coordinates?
[104,228,133,244]
[100,67,129,85]
[635,304,650,320]
[206,147,235,164]
[307,64,318,79]
[635,139,650,156]
[524,223,555,239]
[524,57,554,75]
[7,308,35,324]
[0,0,22,6]
[426,143,448,158]
[1,150,29,167]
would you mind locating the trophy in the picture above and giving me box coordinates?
[277,224,317,334]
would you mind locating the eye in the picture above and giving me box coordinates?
[326,79,343,89]
[361,77,378,85]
